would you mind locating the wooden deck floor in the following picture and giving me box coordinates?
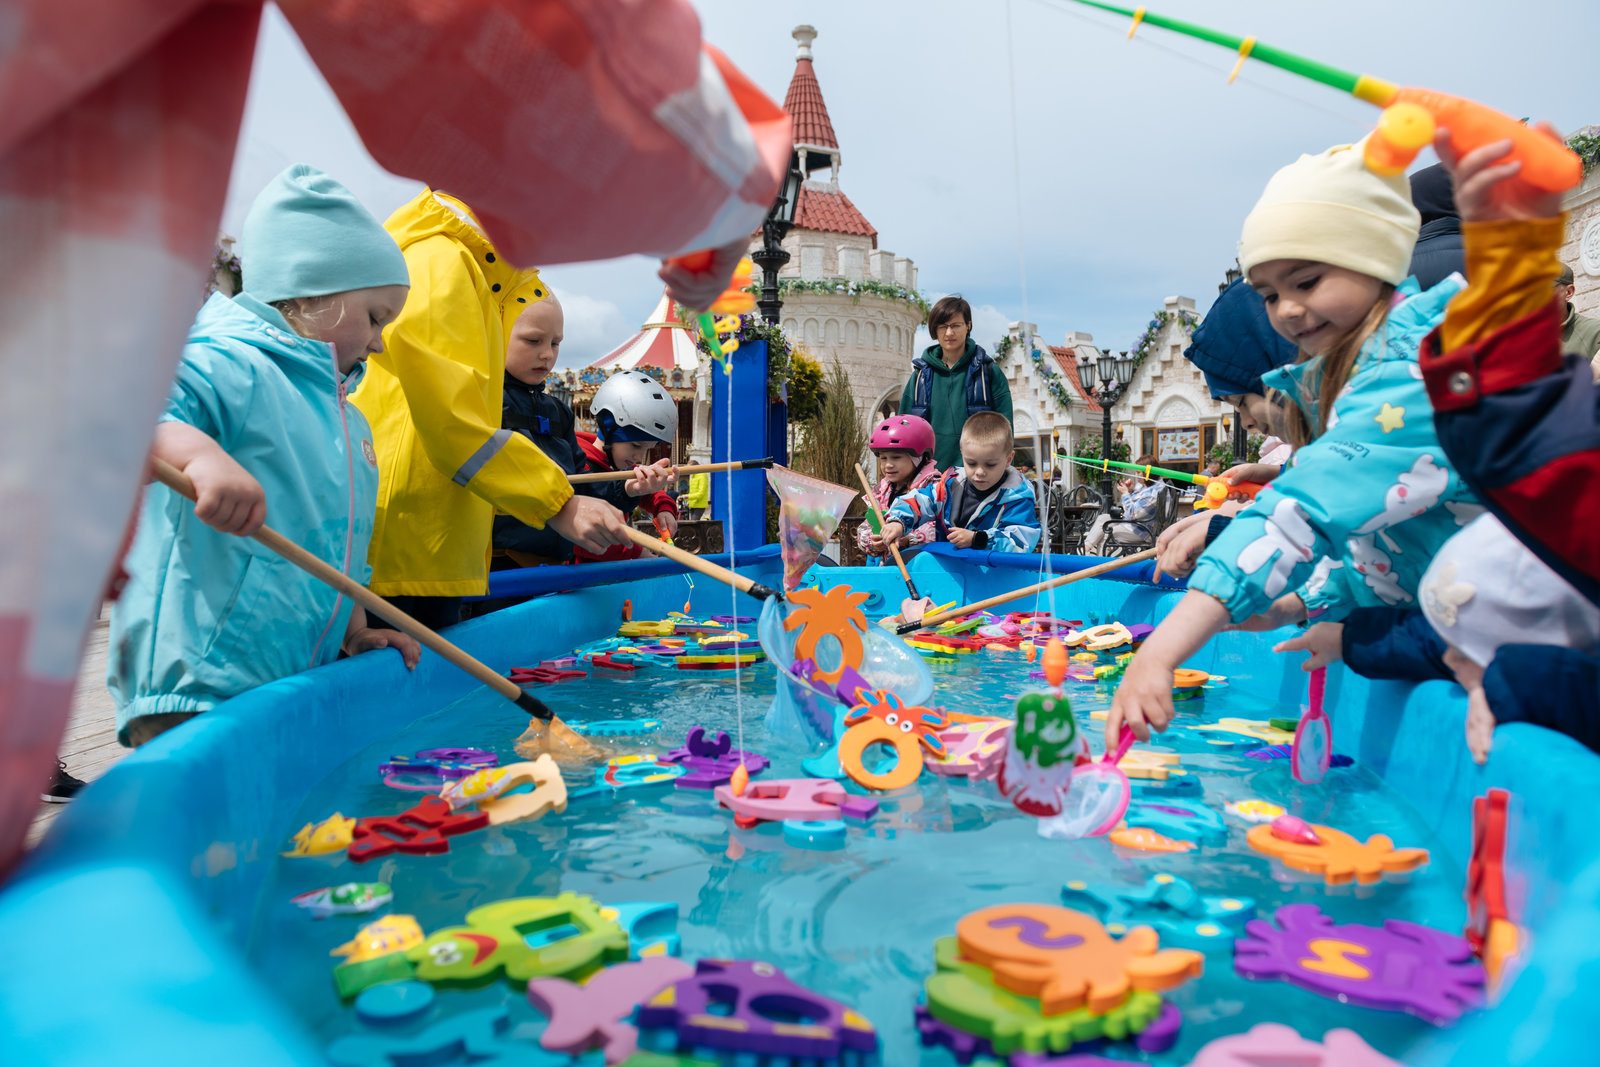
[27,605,127,849]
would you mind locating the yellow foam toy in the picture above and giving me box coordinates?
[618,620,675,637]
[1116,749,1188,781]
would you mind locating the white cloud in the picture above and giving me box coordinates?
[549,292,632,369]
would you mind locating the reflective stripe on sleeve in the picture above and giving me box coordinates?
[453,428,512,486]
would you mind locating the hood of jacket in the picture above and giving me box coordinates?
[385,188,549,340]
[193,291,367,393]
[1261,275,1462,428]
[1185,278,1298,399]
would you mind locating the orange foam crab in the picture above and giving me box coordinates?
[845,689,949,757]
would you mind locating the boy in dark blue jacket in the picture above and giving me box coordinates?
[492,299,675,566]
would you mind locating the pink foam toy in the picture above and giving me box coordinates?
[1270,814,1323,846]
[1187,1022,1400,1066]
[713,778,857,827]
[527,956,694,1063]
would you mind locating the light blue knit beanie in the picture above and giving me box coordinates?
[240,164,409,302]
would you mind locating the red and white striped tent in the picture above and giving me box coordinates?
[565,290,703,399]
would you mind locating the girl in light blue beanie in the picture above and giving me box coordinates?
[109,164,419,747]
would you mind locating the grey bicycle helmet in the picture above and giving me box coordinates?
[590,369,679,444]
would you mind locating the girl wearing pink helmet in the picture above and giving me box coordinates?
[859,413,940,558]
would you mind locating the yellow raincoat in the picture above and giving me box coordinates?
[353,189,571,596]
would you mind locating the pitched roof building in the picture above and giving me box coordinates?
[755,25,926,432]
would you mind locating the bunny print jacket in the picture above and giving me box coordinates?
[1189,277,1485,623]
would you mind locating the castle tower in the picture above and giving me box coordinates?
[759,25,926,431]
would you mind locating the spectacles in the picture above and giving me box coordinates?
[936,321,969,333]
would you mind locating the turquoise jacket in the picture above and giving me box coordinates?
[109,293,379,742]
[1190,278,1484,622]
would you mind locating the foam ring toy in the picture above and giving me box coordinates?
[1172,669,1209,689]
[782,819,847,846]
[838,719,923,791]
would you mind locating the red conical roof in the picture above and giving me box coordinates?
[784,28,839,153]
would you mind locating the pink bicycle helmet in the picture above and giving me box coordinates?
[870,414,935,458]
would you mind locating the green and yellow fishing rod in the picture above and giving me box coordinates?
[1070,1,1581,192]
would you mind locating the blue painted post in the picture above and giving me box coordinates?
[710,339,770,552]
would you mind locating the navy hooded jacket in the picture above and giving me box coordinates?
[1185,278,1299,399]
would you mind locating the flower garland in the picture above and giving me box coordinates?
[1127,308,1200,377]
[993,335,1016,362]
[1569,125,1600,176]
[747,277,929,317]
[1027,345,1075,412]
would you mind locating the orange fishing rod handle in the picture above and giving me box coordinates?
[1393,87,1581,194]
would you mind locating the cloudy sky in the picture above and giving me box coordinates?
[223,0,1599,367]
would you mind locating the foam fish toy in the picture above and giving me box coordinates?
[293,882,393,919]
[439,765,517,811]
[1225,799,1286,824]
[330,915,424,962]
[281,813,356,857]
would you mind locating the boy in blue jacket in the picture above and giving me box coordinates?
[109,166,421,746]
[879,412,1040,553]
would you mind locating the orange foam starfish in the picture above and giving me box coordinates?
[1247,822,1429,885]
[956,904,1204,1015]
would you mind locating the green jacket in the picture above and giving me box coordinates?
[899,339,1014,470]
[1562,302,1600,361]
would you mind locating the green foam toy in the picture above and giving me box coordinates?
[923,936,1164,1055]
[406,892,628,990]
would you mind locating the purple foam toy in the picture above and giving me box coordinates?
[1245,744,1352,767]
[660,727,769,790]
[637,959,878,1058]
[1234,904,1486,1025]
[1126,623,1155,642]
[710,615,755,626]
[914,999,1179,1065]
[379,748,498,790]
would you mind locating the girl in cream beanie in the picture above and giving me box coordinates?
[1105,137,1483,752]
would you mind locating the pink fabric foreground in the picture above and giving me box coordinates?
[0,0,787,881]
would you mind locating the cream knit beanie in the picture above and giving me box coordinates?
[1238,137,1420,286]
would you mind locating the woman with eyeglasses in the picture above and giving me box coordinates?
[900,295,1014,471]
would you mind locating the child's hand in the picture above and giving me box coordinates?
[1153,512,1211,580]
[1223,593,1307,633]
[625,460,677,497]
[345,627,422,669]
[549,495,631,554]
[654,510,679,537]
[879,521,905,546]
[1434,125,1566,225]
[864,532,889,557]
[658,237,747,311]
[1465,685,1496,765]
[186,451,267,535]
[1107,651,1177,745]
[1220,463,1279,491]
[1273,621,1344,671]
[946,527,976,549]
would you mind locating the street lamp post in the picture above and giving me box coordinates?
[1077,350,1138,508]
[1218,262,1247,464]
[751,161,804,324]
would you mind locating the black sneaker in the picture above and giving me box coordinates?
[41,761,84,804]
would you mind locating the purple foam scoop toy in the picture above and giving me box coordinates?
[661,727,768,790]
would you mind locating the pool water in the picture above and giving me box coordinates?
[249,613,1466,1064]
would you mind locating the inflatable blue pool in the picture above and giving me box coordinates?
[5,545,1599,1065]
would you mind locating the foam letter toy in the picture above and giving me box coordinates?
[1246,821,1428,885]
[407,893,629,990]
[956,904,1203,1015]
[1234,904,1485,1025]
[636,958,877,1059]
[527,957,695,1063]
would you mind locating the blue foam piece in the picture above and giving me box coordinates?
[1061,873,1256,951]
[1123,798,1228,844]
[353,981,434,1026]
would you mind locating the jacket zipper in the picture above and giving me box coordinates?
[307,353,357,668]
